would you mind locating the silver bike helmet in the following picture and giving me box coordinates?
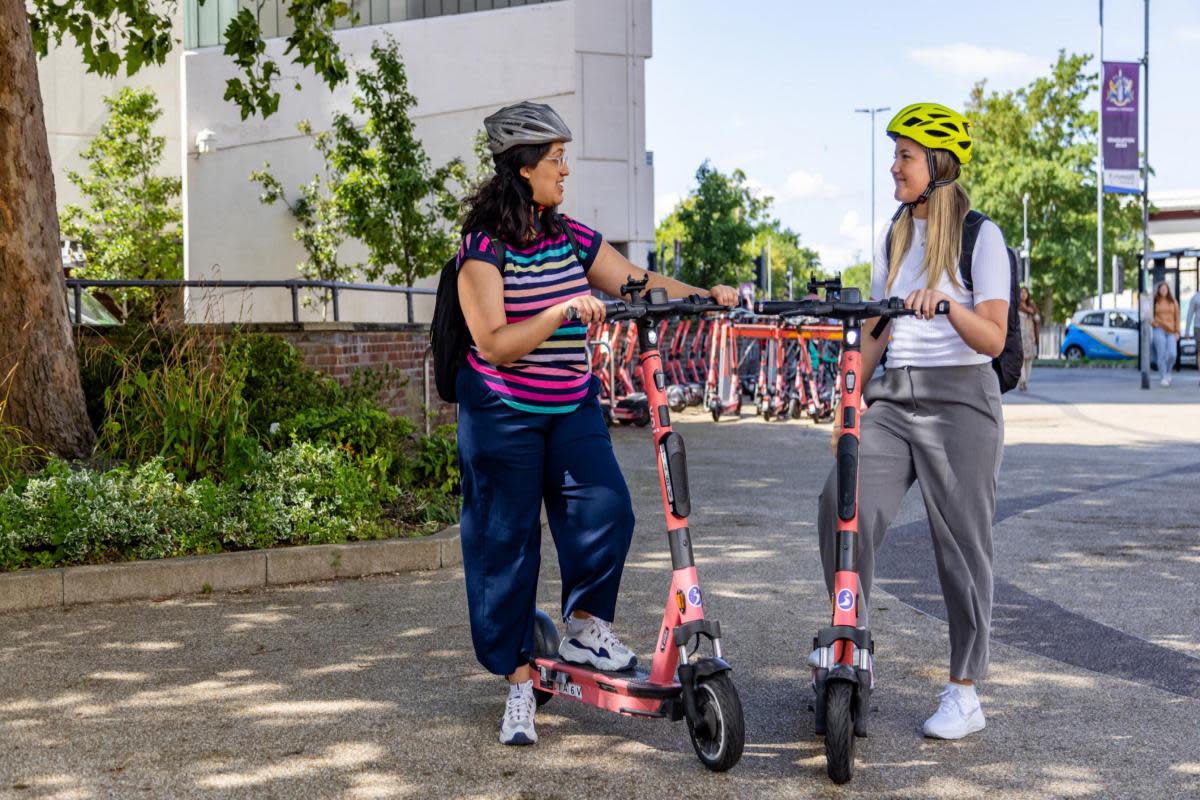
[484,101,573,155]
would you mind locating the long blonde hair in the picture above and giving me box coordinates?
[885,148,971,293]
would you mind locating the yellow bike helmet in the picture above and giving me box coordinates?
[886,102,973,218]
[886,102,973,164]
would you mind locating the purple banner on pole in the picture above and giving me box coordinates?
[1102,60,1141,194]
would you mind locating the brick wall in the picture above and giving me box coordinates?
[77,322,456,430]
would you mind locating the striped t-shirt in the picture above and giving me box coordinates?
[457,216,602,414]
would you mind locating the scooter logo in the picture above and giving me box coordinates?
[687,586,703,607]
[836,589,854,612]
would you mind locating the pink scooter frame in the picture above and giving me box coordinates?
[531,277,744,772]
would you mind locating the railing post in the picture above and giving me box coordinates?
[422,344,434,436]
[406,290,415,324]
[73,284,82,325]
[332,286,340,322]
[290,285,300,323]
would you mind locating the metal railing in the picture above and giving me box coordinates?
[64,278,434,325]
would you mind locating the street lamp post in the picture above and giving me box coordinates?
[1022,192,1031,287]
[855,106,891,254]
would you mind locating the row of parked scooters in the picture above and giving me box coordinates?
[586,308,845,426]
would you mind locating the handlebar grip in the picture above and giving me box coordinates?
[935,300,951,315]
[564,307,580,321]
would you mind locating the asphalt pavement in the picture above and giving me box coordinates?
[1,367,1198,799]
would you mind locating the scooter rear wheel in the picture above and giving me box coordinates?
[686,674,745,772]
[823,680,856,784]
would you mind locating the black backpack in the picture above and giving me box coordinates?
[430,217,582,403]
[883,210,1023,393]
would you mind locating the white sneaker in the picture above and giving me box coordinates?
[1161,376,1171,387]
[558,616,637,672]
[922,683,985,739]
[499,680,537,745]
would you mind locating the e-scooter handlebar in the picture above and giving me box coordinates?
[564,295,729,322]
[754,298,950,321]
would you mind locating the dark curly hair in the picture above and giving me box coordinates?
[461,143,564,244]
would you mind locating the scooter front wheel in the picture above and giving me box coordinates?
[823,680,855,784]
[686,673,745,772]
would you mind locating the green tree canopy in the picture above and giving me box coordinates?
[962,51,1146,321]
[670,161,771,287]
[60,87,182,319]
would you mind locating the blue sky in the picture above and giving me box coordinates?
[646,0,1200,270]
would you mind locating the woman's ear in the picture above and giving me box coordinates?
[519,166,532,181]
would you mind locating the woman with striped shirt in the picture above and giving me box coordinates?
[456,102,737,746]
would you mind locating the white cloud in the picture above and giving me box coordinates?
[839,210,872,250]
[908,43,1044,85]
[655,191,681,222]
[778,169,839,201]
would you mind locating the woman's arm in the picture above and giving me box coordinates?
[457,259,605,365]
[587,241,736,303]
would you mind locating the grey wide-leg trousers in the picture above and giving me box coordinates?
[818,363,1004,680]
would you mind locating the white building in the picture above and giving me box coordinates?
[39,0,655,323]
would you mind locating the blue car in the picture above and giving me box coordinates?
[1061,308,1139,361]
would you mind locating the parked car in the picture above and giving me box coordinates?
[1061,308,1139,361]
[1061,307,1197,369]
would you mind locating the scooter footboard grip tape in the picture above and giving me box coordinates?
[661,431,691,518]
[837,435,859,522]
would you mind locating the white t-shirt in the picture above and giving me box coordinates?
[871,217,1010,367]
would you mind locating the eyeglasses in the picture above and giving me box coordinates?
[541,154,569,169]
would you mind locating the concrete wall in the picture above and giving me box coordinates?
[180,0,653,323]
[38,0,653,324]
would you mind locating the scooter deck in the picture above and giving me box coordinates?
[537,658,682,699]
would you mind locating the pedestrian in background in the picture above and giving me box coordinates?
[1017,286,1040,391]
[1151,282,1180,387]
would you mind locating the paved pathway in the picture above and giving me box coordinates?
[1,367,1197,799]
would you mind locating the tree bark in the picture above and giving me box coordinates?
[0,0,95,458]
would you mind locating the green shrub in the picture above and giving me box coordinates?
[0,443,410,572]
[226,333,330,439]
[279,399,417,482]
[416,424,459,494]
[97,328,257,482]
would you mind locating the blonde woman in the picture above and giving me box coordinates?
[817,103,1010,740]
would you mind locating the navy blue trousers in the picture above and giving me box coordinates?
[456,368,636,676]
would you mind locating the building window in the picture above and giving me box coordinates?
[185,0,560,50]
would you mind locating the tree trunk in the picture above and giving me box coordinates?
[0,0,95,458]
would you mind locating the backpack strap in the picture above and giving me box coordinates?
[558,214,584,265]
[958,210,988,292]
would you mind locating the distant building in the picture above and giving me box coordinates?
[39,0,655,323]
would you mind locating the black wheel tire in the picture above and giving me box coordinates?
[635,410,651,428]
[824,681,855,784]
[711,407,721,422]
[530,609,560,708]
[789,398,802,420]
[1065,345,1085,361]
[687,674,745,772]
[618,418,632,426]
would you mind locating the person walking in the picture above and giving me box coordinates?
[816,102,1010,740]
[1017,286,1040,391]
[1151,282,1180,387]
[455,101,737,746]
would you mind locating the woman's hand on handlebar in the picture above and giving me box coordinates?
[559,294,607,324]
[904,288,953,321]
[707,284,739,307]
